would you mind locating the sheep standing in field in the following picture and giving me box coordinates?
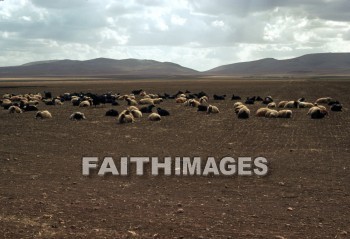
[35,110,52,119]
[148,112,161,121]
[207,105,219,114]
[231,94,241,100]
[8,106,22,114]
[278,110,292,118]
[308,106,328,119]
[70,112,86,120]
[213,94,226,100]
[118,110,135,124]
[185,99,200,107]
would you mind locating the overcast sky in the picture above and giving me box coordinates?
[1,0,350,71]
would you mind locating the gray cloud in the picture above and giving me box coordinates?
[0,0,350,71]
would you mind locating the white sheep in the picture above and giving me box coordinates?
[265,109,279,118]
[237,106,250,119]
[200,96,209,104]
[298,102,314,108]
[255,108,270,117]
[207,105,219,114]
[118,111,135,124]
[233,102,243,108]
[127,106,139,111]
[8,106,22,114]
[176,97,187,103]
[130,109,143,118]
[79,100,91,107]
[315,97,332,104]
[278,110,292,118]
[284,101,297,108]
[267,102,276,108]
[148,112,161,121]
[278,101,288,108]
[35,110,52,119]
[139,98,154,105]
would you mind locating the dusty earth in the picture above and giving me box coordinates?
[0,78,349,239]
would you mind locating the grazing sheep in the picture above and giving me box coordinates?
[184,99,200,107]
[267,102,276,108]
[234,104,247,114]
[207,105,219,114]
[315,97,332,104]
[1,99,12,109]
[71,98,81,106]
[298,102,314,108]
[8,106,22,114]
[54,99,63,105]
[157,107,170,116]
[237,106,250,119]
[35,110,52,119]
[148,112,161,121]
[231,94,241,100]
[278,101,288,108]
[331,104,342,112]
[152,98,163,104]
[23,105,38,112]
[140,105,155,113]
[284,101,298,108]
[127,106,139,111]
[79,100,91,107]
[126,98,138,106]
[245,96,255,104]
[130,109,143,118]
[118,110,135,124]
[197,105,208,112]
[139,98,154,105]
[265,109,279,118]
[262,96,273,104]
[213,94,226,100]
[256,108,271,117]
[233,102,243,108]
[308,106,328,119]
[199,96,209,104]
[70,112,86,120]
[179,93,187,98]
[105,109,119,117]
[278,110,292,118]
[176,97,187,103]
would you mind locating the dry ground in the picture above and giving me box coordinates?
[0,78,349,239]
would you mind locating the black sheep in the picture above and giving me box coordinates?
[331,104,342,111]
[157,107,170,116]
[197,105,208,111]
[231,94,241,100]
[140,105,155,113]
[213,94,226,100]
[105,109,119,116]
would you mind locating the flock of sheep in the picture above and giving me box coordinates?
[0,90,343,124]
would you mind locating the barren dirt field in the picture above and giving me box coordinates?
[0,78,350,239]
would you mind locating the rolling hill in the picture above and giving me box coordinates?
[205,53,350,76]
